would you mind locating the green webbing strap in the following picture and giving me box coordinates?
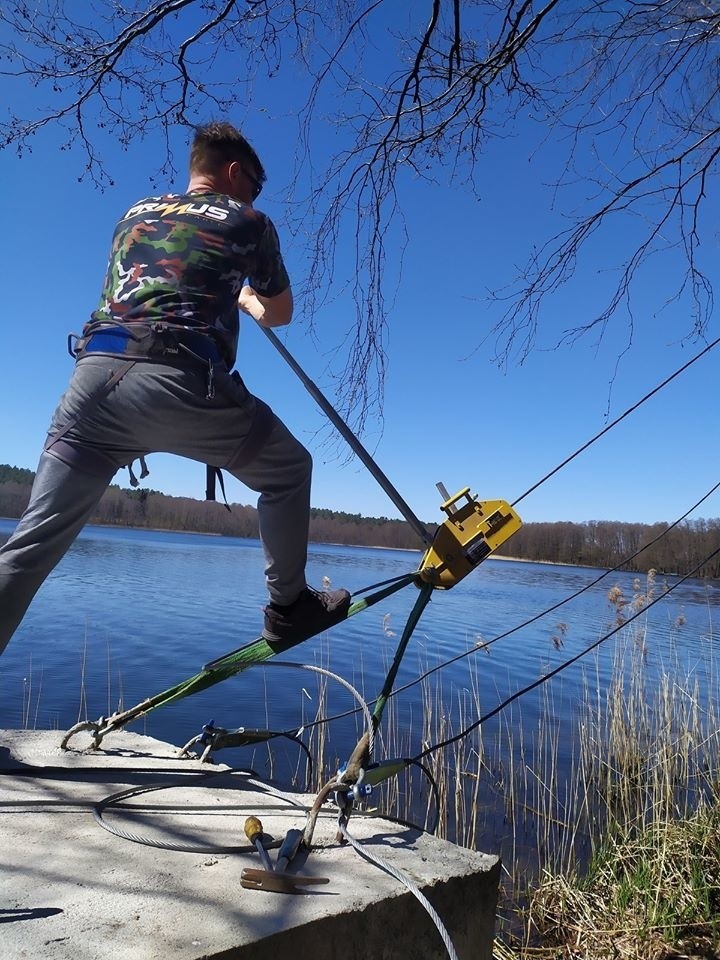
[96,573,419,734]
[371,580,434,731]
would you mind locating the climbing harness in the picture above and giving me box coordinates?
[61,320,242,499]
[70,319,223,367]
[44,356,139,480]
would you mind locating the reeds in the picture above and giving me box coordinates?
[301,570,719,957]
[14,568,719,957]
[525,802,720,959]
[500,573,719,957]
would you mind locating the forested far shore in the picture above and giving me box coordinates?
[1,464,719,577]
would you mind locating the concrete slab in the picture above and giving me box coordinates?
[0,729,500,960]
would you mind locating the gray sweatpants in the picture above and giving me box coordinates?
[0,356,312,655]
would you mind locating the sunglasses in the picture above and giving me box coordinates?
[242,167,263,201]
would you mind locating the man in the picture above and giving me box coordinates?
[0,121,350,657]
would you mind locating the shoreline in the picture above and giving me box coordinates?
[1,516,715,580]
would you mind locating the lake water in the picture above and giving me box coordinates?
[1,518,718,873]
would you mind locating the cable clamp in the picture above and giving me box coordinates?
[333,764,371,805]
[351,782,373,802]
[200,719,217,745]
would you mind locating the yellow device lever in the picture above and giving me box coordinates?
[418,486,522,589]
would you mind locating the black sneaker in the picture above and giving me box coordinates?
[262,586,351,646]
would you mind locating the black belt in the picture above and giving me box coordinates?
[71,324,222,365]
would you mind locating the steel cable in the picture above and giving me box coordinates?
[262,660,375,760]
[338,815,460,960]
[286,478,720,736]
[93,769,306,852]
[511,334,720,507]
[414,543,720,760]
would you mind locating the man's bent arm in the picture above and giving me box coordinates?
[238,284,293,328]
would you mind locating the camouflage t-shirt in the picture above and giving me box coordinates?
[89,191,290,367]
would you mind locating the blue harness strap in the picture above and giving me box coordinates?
[57,322,274,501]
[71,323,223,365]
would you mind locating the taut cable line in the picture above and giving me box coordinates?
[285,478,720,736]
[413,543,720,761]
[512,334,720,507]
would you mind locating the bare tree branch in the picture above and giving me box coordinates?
[2,0,719,426]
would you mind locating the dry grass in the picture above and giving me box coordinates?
[303,570,720,959]
[495,572,720,959]
[522,801,720,958]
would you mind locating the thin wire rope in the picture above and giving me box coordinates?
[93,769,306,852]
[231,336,720,750]
[337,816,460,960]
[414,543,720,760]
[512,334,720,507]
[284,478,720,735]
[261,660,375,759]
[386,478,720,691]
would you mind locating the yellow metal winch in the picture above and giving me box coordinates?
[418,485,522,589]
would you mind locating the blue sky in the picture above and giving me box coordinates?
[1,7,719,529]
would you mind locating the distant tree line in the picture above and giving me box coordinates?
[0,464,423,550]
[1,465,718,577]
[493,519,720,580]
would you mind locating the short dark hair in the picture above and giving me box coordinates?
[190,122,266,185]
